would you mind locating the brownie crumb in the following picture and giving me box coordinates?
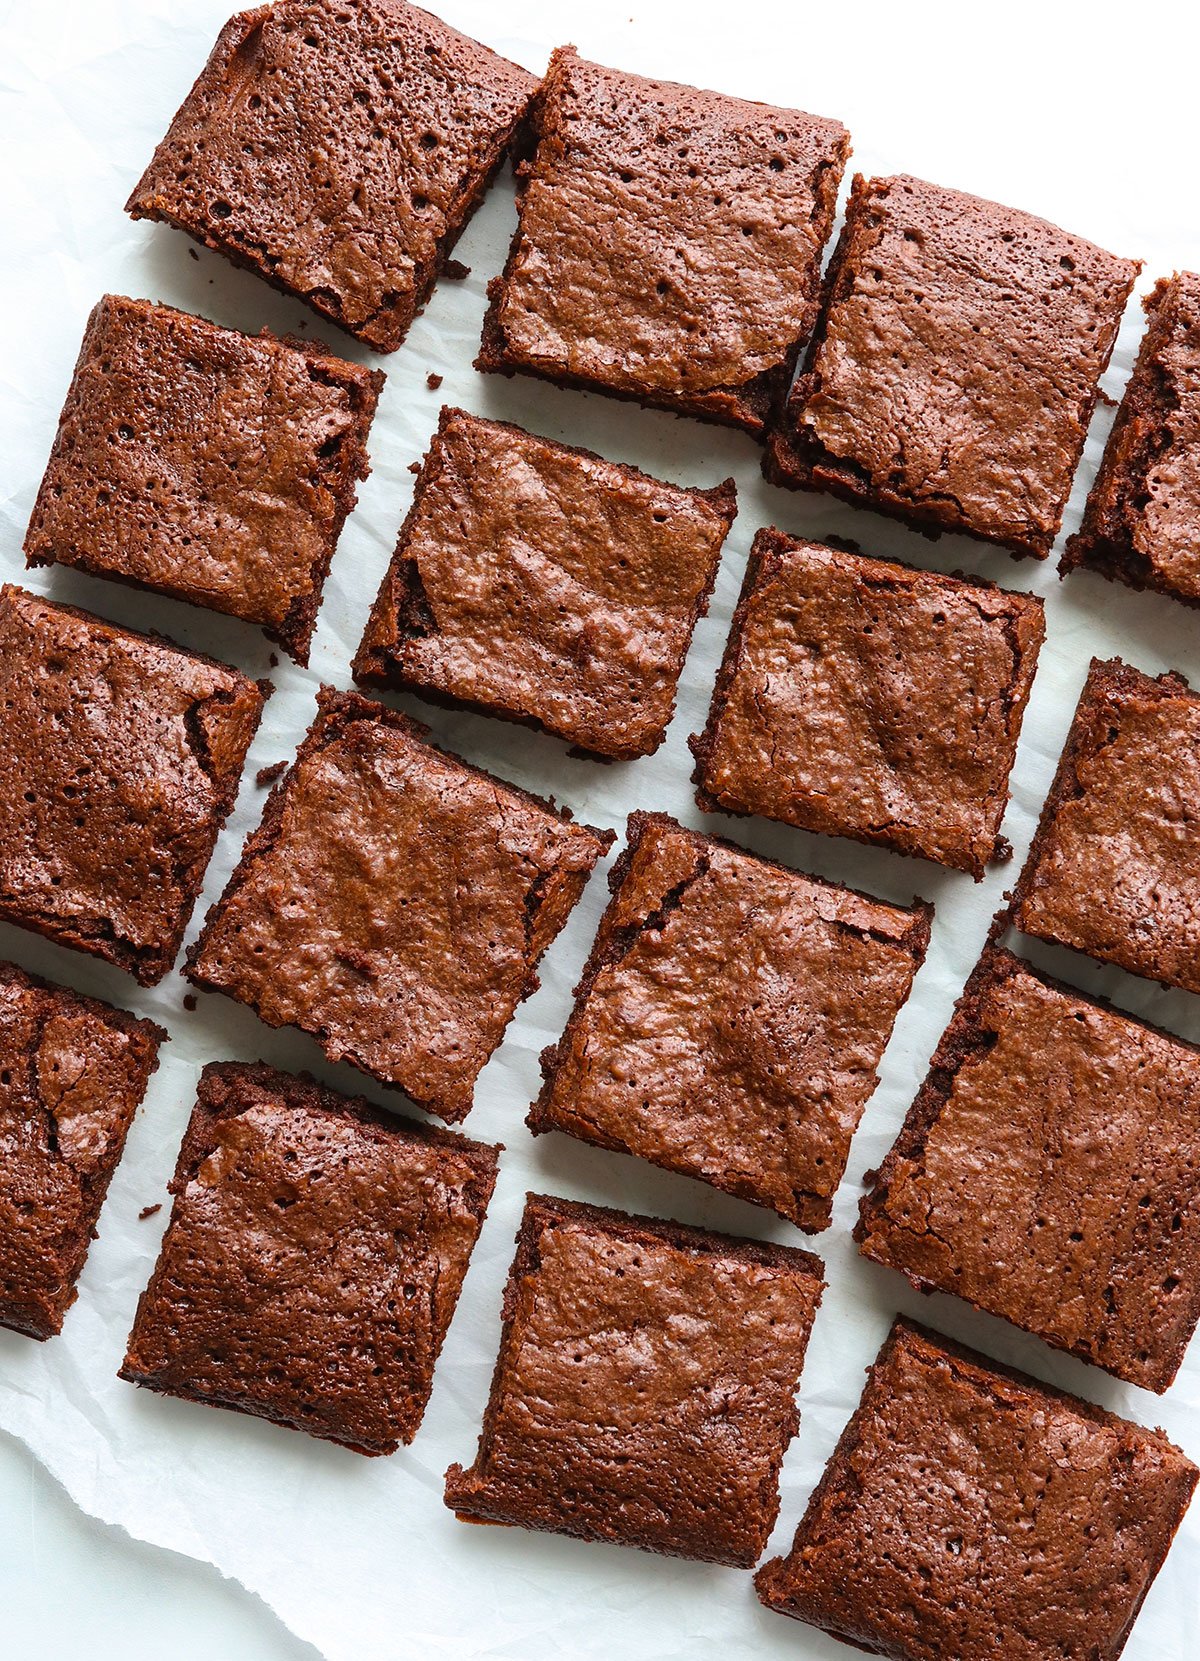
[444,260,471,280]
[993,835,1013,863]
[255,760,287,788]
[426,372,443,390]
[138,1203,162,1221]
[268,653,279,668]
[182,994,198,1012]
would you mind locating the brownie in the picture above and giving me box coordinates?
[766,175,1139,557]
[756,1318,1197,1661]
[690,531,1045,876]
[186,689,611,1121]
[531,813,931,1229]
[353,408,737,758]
[444,1193,824,1565]
[476,47,849,434]
[1014,657,1200,993]
[0,586,267,985]
[120,1061,498,1453]
[0,961,164,1341]
[25,295,383,664]
[126,0,536,352]
[1064,272,1200,604]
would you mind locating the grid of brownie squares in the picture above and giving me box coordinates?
[121,1062,498,1454]
[25,295,383,664]
[691,530,1045,876]
[444,1194,824,1564]
[531,812,931,1228]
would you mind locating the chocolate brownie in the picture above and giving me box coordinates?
[187,689,611,1121]
[858,946,1200,1391]
[1064,272,1200,604]
[690,531,1045,876]
[126,0,536,352]
[0,586,266,985]
[121,1061,497,1453]
[1014,657,1200,993]
[25,295,383,664]
[476,47,849,434]
[353,408,737,758]
[444,1194,824,1564]
[530,813,931,1229]
[0,961,164,1341]
[766,175,1139,557]
[756,1318,1197,1661]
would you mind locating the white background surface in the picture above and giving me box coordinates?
[2,0,1200,1656]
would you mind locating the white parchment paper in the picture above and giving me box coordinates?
[2,1,1200,1655]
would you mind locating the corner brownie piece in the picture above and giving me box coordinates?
[0,586,266,985]
[1064,272,1200,604]
[444,1194,824,1565]
[756,1319,1197,1661]
[858,946,1200,1392]
[187,689,611,1121]
[121,1062,497,1453]
[126,0,536,352]
[353,408,736,757]
[25,295,383,664]
[477,47,849,434]
[766,175,1138,556]
[1014,658,1200,993]
[690,531,1045,876]
[531,814,931,1229]
[0,961,164,1340]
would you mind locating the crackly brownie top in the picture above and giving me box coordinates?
[693,532,1044,875]
[1015,658,1200,993]
[534,814,930,1229]
[122,1062,498,1452]
[127,0,536,351]
[787,175,1137,551]
[756,1319,1197,1661]
[0,961,162,1340]
[445,1194,824,1565]
[859,947,1200,1392]
[188,691,608,1120]
[354,409,735,756]
[25,296,381,658]
[484,47,849,429]
[0,586,265,983]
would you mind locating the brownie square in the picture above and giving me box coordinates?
[25,296,383,665]
[531,813,931,1229]
[766,174,1139,557]
[353,408,736,757]
[1014,658,1200,993]
[477,47,849,434]
[756,1319,1197,1661]
[0,586,267,985]
[690,531,1045,876]
[0,961,164,1341]
[444,1194,824,1565]
[121,1062,498,1453]
[126,0,536,352]
[1064,272,1200,604]
[187,689,611,1122]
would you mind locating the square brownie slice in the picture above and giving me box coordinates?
[756,1319,1197,1661]
[0,586,267,985]
[126,0,536,352]
[187,689,611,1121]
[690,531,1045,876]
[476,47,849,435]
[352,408,736,757]
[444,1194,824,1565]
[530,813,931,1229]
[1063,272,1200,604]
[121,1061,498,1453]
[858,946,1200,1392]
[0,961,164,1341]
[25,296,383,665]
[1013,658,1200,993]
[766,175,1139,557]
